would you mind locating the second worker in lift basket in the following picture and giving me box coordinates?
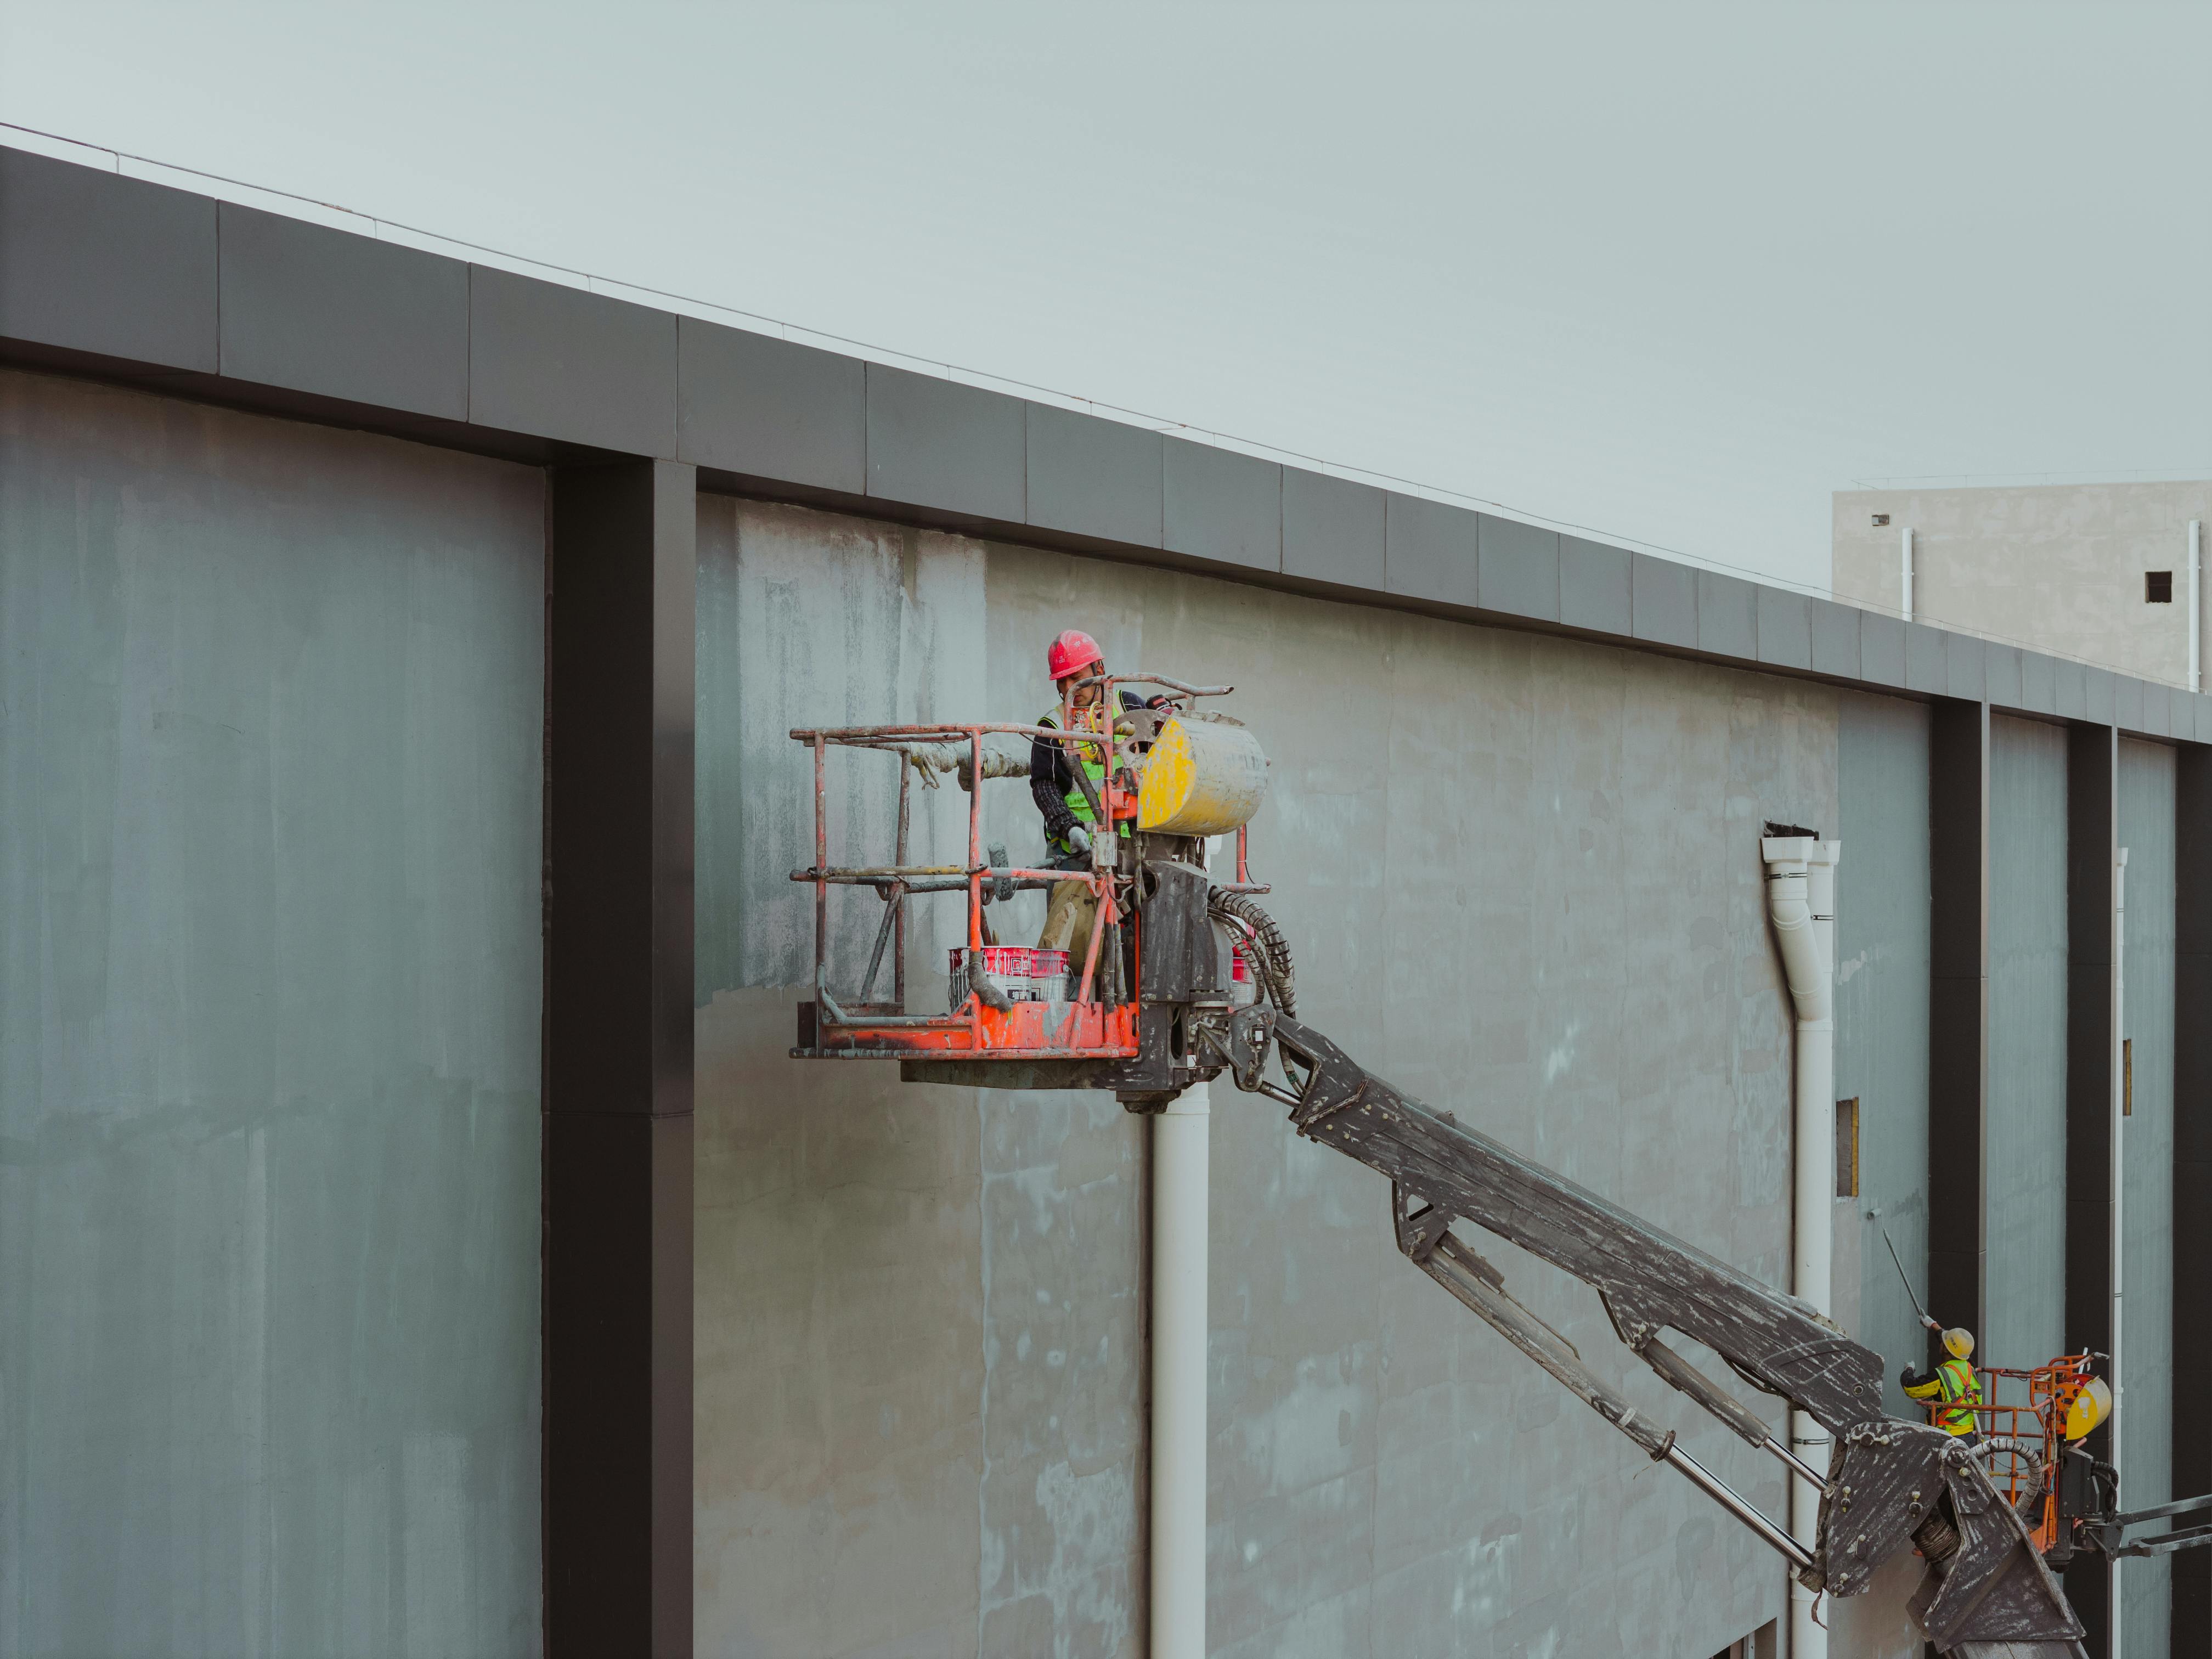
[1029,629,1163,974]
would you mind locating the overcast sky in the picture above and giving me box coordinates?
[4,2,2206,593]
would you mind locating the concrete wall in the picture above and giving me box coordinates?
[0,370,546,1656]
[1985,716,2070,1372]
[2119,740,2176,1657]
[692,493,1848,1657]
[1832,481,2212,687]
[1829,691,1933,1659]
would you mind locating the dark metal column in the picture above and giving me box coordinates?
[1928,700,1990,1348]
[2174,744,2212,1655]
[2065,721,2119,1656]
[544,459,695,1658]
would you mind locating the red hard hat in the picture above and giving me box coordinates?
[1047,629,1104,682]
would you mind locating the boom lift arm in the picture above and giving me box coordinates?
[1194,1002,2088,1658]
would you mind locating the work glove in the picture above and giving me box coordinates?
[1065,823,1092,855]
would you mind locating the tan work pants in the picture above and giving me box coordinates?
[1037,879,1100,979]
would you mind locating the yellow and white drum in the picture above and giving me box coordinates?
[1137,714,1269,836]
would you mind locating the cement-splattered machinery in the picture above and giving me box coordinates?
[787,670,2197,1656]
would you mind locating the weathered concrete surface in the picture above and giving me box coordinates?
[696,494,1846,1656]
[0,369,545,1656]
[1832,480,2212,686]
[1830,691,1933,1659]
[1986,715,2069,1372]
[2118,739,2176,1657]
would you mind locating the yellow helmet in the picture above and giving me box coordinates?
[1942,1327,1976,1360]
[2065,1376,2113,1442]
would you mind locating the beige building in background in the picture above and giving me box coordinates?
[1833,481,2212,688]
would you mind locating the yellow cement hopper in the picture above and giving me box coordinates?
[1137,713,1269,836]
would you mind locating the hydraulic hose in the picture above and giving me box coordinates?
[1209,890,1295,1017]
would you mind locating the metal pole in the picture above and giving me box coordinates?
[1150,1081,1210,1658]
[1664,1444,1815,1572]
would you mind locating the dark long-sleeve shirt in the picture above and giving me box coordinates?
[1030,691,1158,857]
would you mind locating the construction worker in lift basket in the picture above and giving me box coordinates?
[1901,1327,1985,1446]
[1030,629,1161,973]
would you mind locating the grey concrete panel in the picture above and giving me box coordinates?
[677,319,863,493]
[469,266,675,456]
[2119,741,2177,1655]
[2021,649,2057,716]
[217,202,467,420]
[1559,536,1630,635]
[866,364,1024,523]
[1282,467,1385,589]
[1859,611,1907,687]
[1475,514,1559,622]
[692,498,1821,1658]
[2115,675,2145,735]
[1945,631,1985,703]
[1163,438,1279,572]
[0,147,217,371]
[2056,659,2088,721]
[1905,624,1948,695]
[0,369,544,1655]
[1809,597,1860,680]
[1835,691,1933,1427]
[1697,571,1757,659]
[1756,586,1812,670]
[1024,403,1161,548]
[2086,667,2116,726]
[1985,716,2069,1373]
[1984,642,2023,712]
[1384,492,1479,607]
[2198,693,2212,744]
[1631,552,1697,648]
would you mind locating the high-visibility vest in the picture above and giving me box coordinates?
[1932,1356,1982,1436]
[1039,705,1128,857]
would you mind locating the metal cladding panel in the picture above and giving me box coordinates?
[1474,514,1559,622]
[1809,597,1860,679]
[217,202,467,420]
[865,364,1024,523]
[2198,693,2212,744]
[2019,650,2057,716]
[1754,586,1812,670]
[1629,552,1697,648]
[678,319,863,493]
[1945,631,1985,703]
[1859,611,1907,687]
[1905,624,1948,695]
[2142,681,2171,738]
[2115,674,2145,735]
[2085,667,2115,727]
[1026,404,1161,548]
[1983,642,2023,712]
[0,147,216,371]
[1162,438,1279,572]
[1384,491,1479,607]
[1282,467,1384,588]
[469,266,676,456]
[2056,659,2088,721]
[1694,570,1756,660]
[1559,535,1630,635]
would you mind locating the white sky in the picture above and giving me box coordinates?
[4,1,2207,593]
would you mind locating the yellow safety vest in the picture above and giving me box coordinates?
[1908,1355,1982,1436]
[1039,705,1128,857]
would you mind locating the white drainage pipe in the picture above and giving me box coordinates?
[1762,833,1841,1659]
[1901,527,1915,624]
[2110,847,2129,1659]
[1152,1080,1209,1659]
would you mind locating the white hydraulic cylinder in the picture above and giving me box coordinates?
[1762,834,1840,1659]
[1152,1081,1209,1659]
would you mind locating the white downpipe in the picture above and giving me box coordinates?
[1901,528,1915,623]
[1763,834,1841,1659]
[2189,521,2201,693]
[2110,849,2129,1657]
[1152,1081,1209,1659]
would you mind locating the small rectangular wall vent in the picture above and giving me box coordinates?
[2148,571,2174,603]
[1835,1097,1860,1198]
